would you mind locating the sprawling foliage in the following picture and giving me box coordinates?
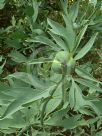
[0,0,102,135]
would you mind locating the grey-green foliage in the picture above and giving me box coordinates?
[0,0,102,136]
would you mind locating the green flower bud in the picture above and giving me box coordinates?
[52,51,76,74]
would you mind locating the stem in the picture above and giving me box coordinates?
[41,80,62,126]
[62,72,66,104]
[62,66,67,104]
[40,97,51,126]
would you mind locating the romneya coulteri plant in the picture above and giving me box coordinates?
[0,0,102,135]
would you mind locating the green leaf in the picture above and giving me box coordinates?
[32,0,38,23]
[69,0,80,22]
[24,6,34,17]
[6,39,21,49]
[47,18,66,38]
[0,112,26,129]
[0,59,6,74]
[1,85,55,119]
[75,67,101,84]
[9,50,27,63]
[46,110,82,129]
[48,16,76,51]
[48,31,68,50]
[45,83,62,115]
[2,87,35,99]
[75,78,102,92]
[26,36,59,51]
[69,81,75,109]
[60,0,68,14]
[60,116,81,129]
[89,99,102,116]
[0,0,5,9]
[74,33,98,60]
[62,14,76,51]
[74,81,86,110]
[11,16,16,27]
[5,72,47,90]
[98,50,102,59]
[27,58,52,65]
[69,79,86,110]
[11,30,26,40]
[75,25,88,51]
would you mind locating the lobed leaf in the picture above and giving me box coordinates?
[74,33,98,60]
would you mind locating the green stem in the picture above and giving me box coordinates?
[40,97,51,126]
[62,72,66,104]
[62,66,67,104]
[41,80,62,126]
